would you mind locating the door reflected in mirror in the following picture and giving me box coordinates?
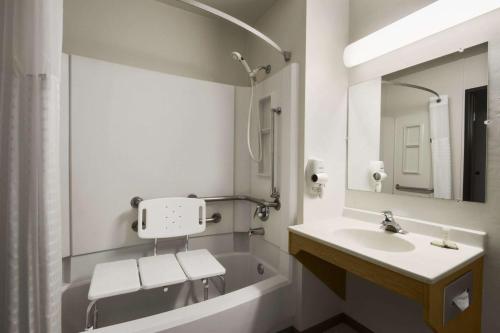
[348,43,488,203]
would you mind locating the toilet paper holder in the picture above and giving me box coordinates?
[443,271,473,324]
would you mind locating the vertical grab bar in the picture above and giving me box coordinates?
[271,107,281,199]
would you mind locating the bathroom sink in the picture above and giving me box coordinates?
[332,228,415,252]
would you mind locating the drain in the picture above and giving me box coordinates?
[257,263,265,275]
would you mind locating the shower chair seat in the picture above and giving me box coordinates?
[138,253,187,289]
[88,259,141,301]
[176,249,226,280]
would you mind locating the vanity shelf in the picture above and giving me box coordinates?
[289,216,485,333]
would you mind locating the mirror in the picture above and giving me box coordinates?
[348,43,488,203]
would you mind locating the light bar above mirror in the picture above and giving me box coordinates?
[343,0,500,68]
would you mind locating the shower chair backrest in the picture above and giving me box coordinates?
[137,197,206,239]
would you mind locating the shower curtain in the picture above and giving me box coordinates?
[429,95,452,199]
[0,0,63,332]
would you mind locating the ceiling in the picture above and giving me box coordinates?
[159,0,278,24]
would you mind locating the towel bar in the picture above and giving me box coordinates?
[396,184,434,194]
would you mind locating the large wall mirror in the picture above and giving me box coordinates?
[348,43,489,203]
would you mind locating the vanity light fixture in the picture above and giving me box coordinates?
[343,0,500,68]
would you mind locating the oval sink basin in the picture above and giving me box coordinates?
[333,228,415,252]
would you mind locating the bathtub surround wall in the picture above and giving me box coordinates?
[69,55,235,255]
[342,10,500,333]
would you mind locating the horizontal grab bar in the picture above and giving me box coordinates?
[395,184,434,194]
[131,195,280,210]
[190,194,280,209]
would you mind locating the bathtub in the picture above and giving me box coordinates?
[62,252,293,333]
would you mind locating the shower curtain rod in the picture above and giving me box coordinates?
[382,80,441,103]
[175,0,291,62]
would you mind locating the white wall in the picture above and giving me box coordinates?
[344,11,500,333]
[303,0,349,222]
[347,78,381,191]
[295,0,350,330]
[63,0,248,86]
[70,55,235,255]
[349,0,436,42]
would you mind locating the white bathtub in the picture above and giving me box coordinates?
[62,252,292,333]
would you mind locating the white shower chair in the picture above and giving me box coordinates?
[137,197,226,301]
[85,197,225,330]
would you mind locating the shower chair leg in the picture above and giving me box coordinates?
[85,300,98,330]
[202,278,209,301]
[218,275,226,295]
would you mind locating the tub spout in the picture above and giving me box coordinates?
[249,227,265,237]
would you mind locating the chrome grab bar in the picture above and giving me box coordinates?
[395,184,434,194]
[189,194,280,210]
[131,195,280,210]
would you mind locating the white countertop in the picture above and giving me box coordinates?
[289,212,486,283]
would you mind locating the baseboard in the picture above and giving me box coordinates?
[277,313,374,333]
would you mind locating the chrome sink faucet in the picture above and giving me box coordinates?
[381,211,407,234]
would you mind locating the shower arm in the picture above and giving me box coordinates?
[175,0,291,62]
[382,80,441,102]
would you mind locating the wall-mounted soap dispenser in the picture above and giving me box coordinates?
[306,158,328,198]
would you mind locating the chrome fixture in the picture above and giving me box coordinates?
[254,205,270,222]
[395,184,434,194]
[186,194,280,211]
[232,51,271,163]
[176,0,291,62]
[270,107,281,200]
[187,194,279,222]
[382,80,441,103]
[191,194,279,222]
[231,51,271,82]
[131,194,280,223]
[381,210,407,234]
[257,263,265,275]
[249,227,265,237]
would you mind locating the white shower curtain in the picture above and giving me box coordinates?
[0,0,63,332]
[429,95,452,199]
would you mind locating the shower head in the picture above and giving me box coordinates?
[231,51,252,77]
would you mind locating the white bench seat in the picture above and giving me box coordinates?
[138,254,187,289]
[176,249,226,280]
[88,259,141,301]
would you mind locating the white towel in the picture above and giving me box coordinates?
[429,96,452,199]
